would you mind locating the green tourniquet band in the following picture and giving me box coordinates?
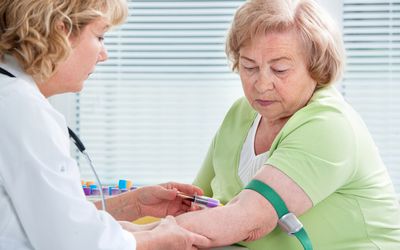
[297,228,313,250]
[245,179,288,218]
[245,179,313,250]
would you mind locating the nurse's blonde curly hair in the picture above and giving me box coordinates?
[0,0,128,82]
[226,0,345,87]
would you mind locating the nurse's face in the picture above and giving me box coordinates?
[40,18,109,97]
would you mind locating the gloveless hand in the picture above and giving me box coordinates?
[136,182,204,218]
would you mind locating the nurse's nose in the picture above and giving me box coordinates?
[98,45,108,63]
[254,69,274,93]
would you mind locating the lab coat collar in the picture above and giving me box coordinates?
[0,54,40,92]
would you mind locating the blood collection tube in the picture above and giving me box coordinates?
[177,192,220,208]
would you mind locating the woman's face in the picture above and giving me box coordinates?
[41,18,109,97]
[238,29,317,123]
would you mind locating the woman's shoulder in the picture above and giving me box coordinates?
[289,86,354,127]
[276,86,360,150]
[217,97,257,131]
[306,85,347,114]
[225,96,256,119]
[213,97,257,145]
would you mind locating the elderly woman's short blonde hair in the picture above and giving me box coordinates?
[0,0,128,82]
[226,0,345,87]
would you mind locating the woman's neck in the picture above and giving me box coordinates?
[254,116,289,155]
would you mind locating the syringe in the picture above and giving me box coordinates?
[177,191,220,208]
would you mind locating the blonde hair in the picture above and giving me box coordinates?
[0,0,128,82]
[226,0,345,87]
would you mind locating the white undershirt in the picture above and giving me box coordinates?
[238,114,269,186]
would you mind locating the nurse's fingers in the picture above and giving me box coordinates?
[161,182,204,196]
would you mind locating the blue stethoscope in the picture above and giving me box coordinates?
[0,67,107,211]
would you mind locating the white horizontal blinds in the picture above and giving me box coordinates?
[75,0,243,185]
[342,0,400,191]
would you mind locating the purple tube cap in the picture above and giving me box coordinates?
[91,188,100,196]
[206,198,220,208]
[83,187,91,196]
[110,187,121,196]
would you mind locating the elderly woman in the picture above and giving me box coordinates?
[0,1,207,249]
[177,0,400,249]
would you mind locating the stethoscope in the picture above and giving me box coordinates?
[68,128,106,211]
[0,67,107,211]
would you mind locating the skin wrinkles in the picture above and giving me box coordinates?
[238,29,316,129]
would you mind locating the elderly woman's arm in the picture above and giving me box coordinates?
[176,165,313,248]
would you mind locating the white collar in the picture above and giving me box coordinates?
[0,54,39,91]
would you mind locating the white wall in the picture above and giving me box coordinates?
[316,0,342,28]
[48,93,77,128]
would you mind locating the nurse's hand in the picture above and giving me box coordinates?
[136,182,204,218]
[134,216,210,250]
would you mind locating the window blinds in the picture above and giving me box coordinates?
[75,0,243,185]
[342,0,400,192]
[75,0,400,193]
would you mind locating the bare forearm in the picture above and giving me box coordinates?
[176,166,313,247]
[133,231,154,250]
[177,205,247,246]
[176,192,277,247]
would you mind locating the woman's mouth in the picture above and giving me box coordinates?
[256,99,275,106]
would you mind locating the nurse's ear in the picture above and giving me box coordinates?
[55,20,70,35]
[55,20,79,47]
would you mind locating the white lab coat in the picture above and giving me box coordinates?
[0,55,136,250]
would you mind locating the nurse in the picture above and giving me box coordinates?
[0,0,208,249]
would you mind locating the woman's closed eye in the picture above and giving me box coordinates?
[241,64,259,72]
[245,66,258,71]
[271,67,288,75]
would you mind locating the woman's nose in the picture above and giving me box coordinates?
[254,70,274,93]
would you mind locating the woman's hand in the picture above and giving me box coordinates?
[134,216,211,250]
[136,182,203,218]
